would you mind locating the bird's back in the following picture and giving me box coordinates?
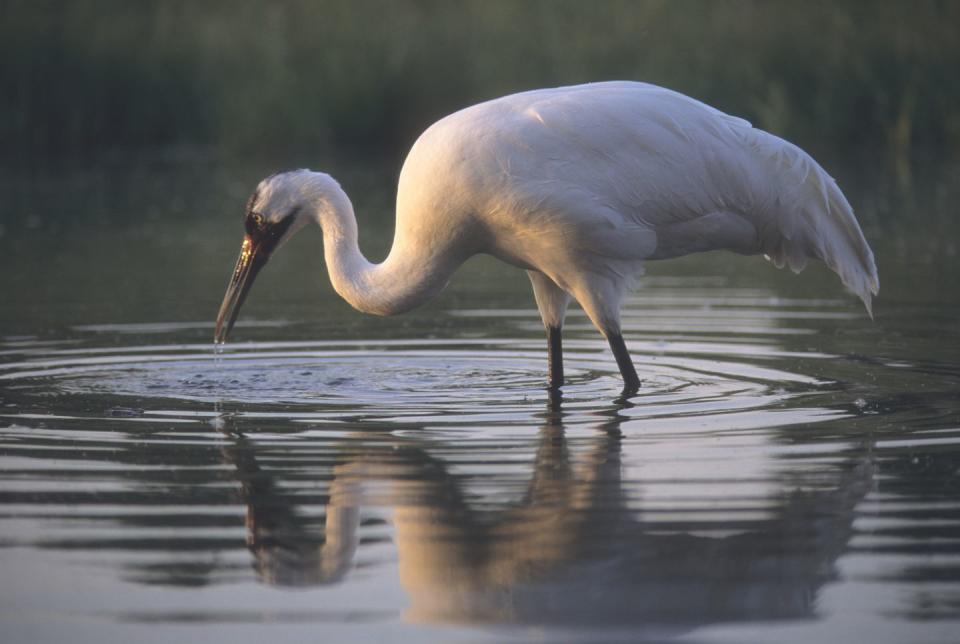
[397,82,878,312]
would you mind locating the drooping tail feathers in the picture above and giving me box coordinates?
[753,134,880,317]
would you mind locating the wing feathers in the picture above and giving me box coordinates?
[752,132,879,315]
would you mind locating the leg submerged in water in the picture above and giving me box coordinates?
[528,271,571,390]
[607,333,640,395]
[547,325,564,390]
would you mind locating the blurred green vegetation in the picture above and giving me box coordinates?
[2,0,958,167]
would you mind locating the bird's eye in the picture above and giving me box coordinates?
[245,212,265,235]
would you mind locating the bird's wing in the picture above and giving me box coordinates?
[741,128,879,315]
[496,82,879,313]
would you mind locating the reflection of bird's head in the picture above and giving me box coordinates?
[248,503,360,588]
[222,437,362,588]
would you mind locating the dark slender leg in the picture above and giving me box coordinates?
[547,325,564,390]
[607,333,640,395]
[547,385,563,411]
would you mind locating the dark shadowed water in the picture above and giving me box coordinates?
[1,157,958,643]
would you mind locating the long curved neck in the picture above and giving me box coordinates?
[310,175,458,316]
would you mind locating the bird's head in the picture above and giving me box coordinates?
[214,170,318,344]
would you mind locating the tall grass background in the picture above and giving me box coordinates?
[2,0,958,168]
[0,0,956,331]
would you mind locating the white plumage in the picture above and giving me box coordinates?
[215,81,879,393]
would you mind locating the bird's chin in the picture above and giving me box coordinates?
[214,236,269,344]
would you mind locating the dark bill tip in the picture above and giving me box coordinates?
[214,236,267,344]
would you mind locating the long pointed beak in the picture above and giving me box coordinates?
[214,236,269,344]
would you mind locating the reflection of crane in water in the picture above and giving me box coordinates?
[219,399,874,628]
[213,81,878,394]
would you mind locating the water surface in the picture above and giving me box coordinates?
[1,158,958,643]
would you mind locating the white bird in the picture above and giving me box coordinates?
[215,81,878,394]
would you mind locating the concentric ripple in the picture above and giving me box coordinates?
[0,330,842,431]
